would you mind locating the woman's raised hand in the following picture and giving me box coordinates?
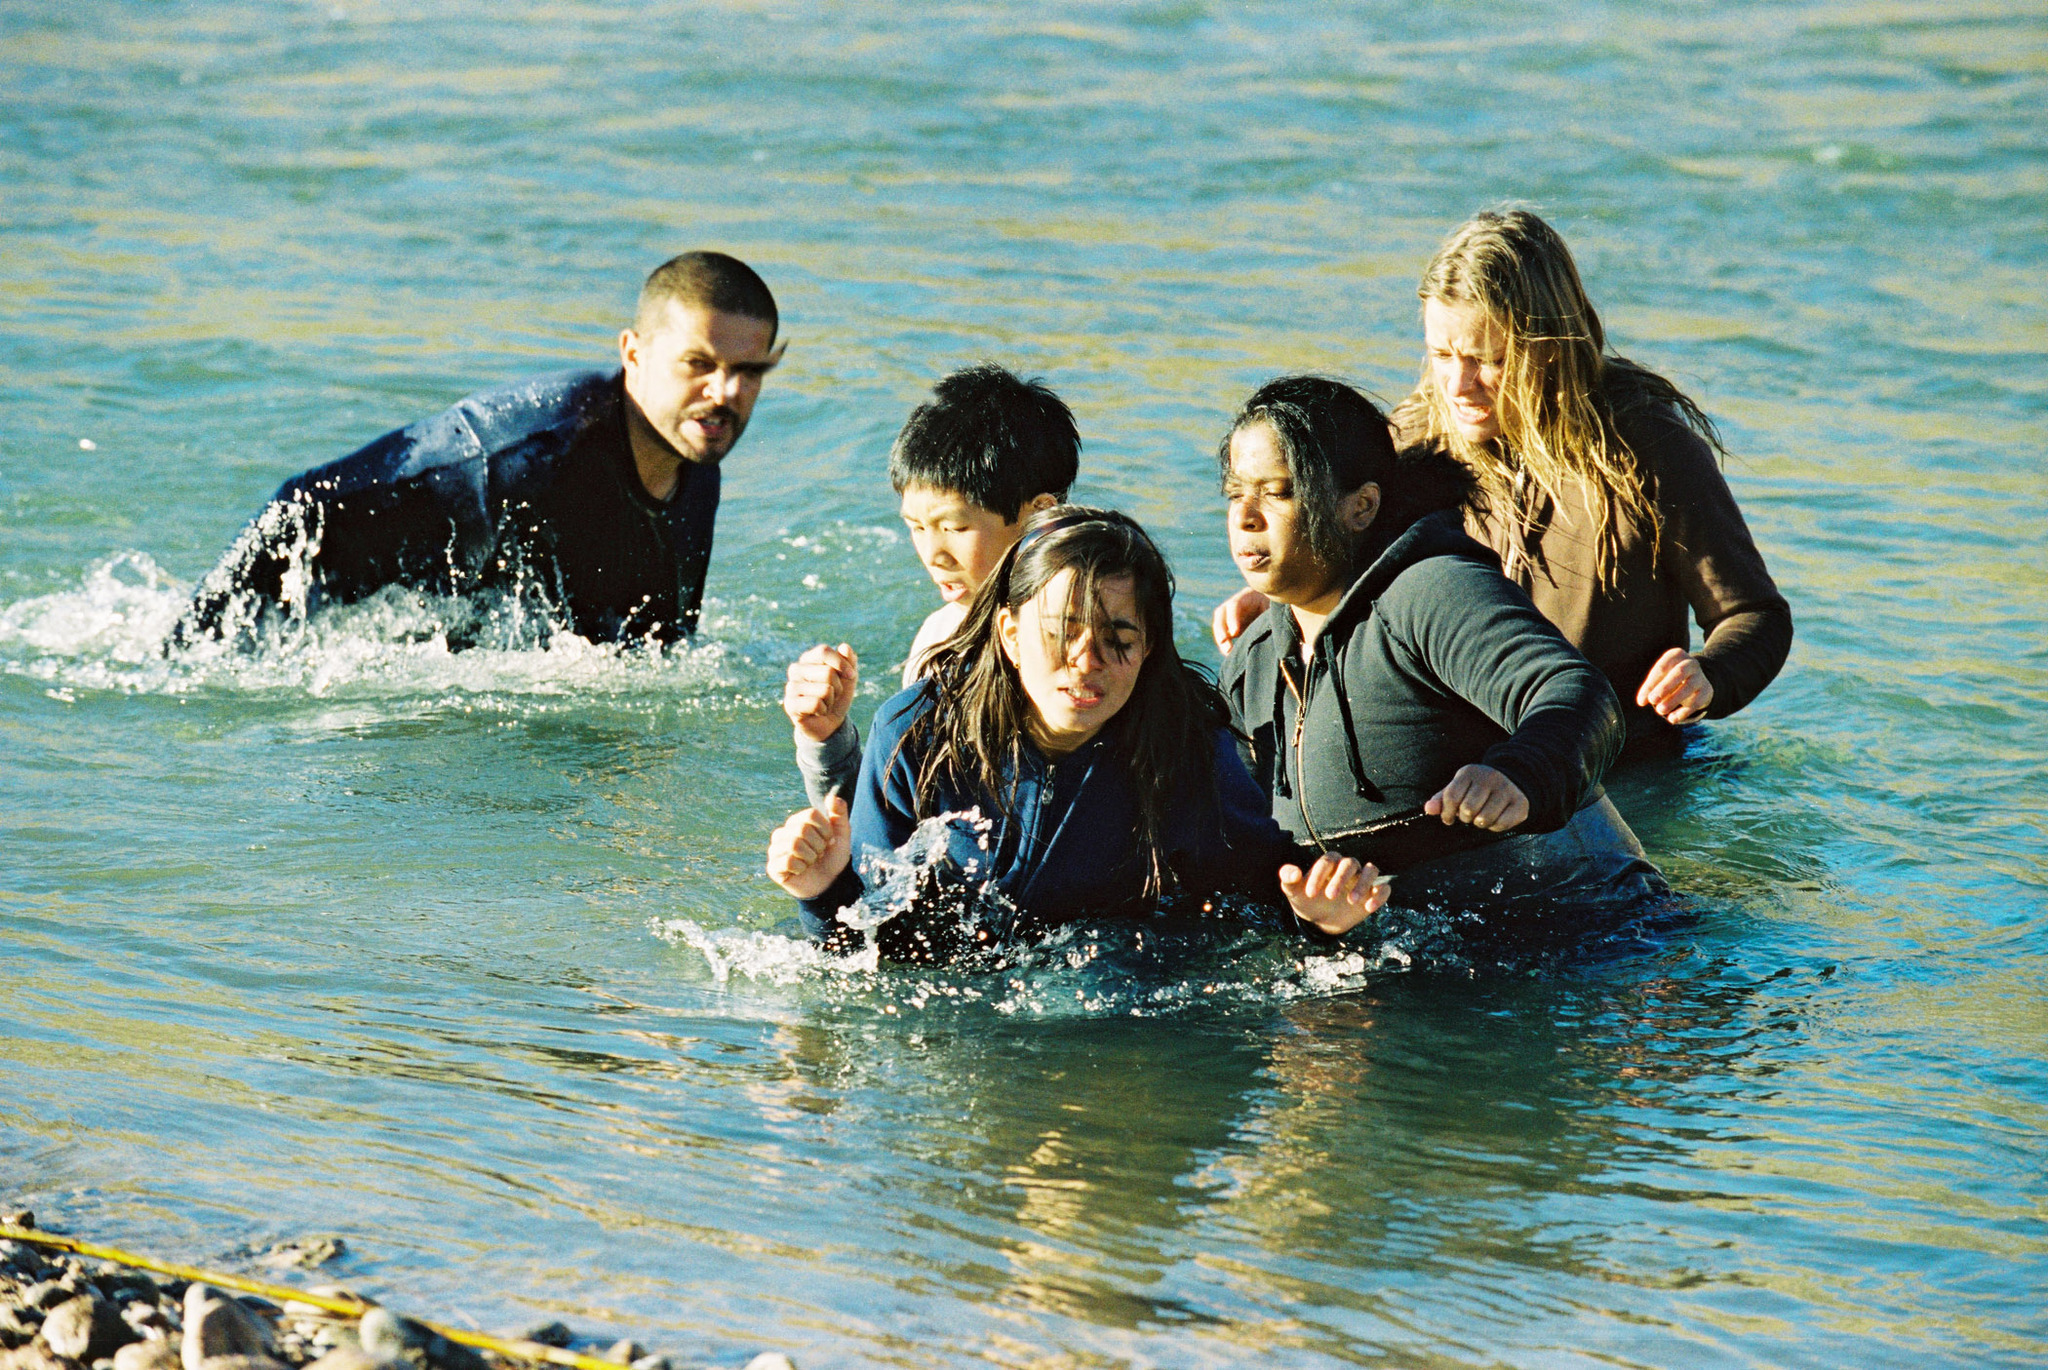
[1280,853,1391,935]
[783,643,859,742]
[1425,764,1530,831]
[1210,588,1271,654]
[1636,646,1714,724]
[766,795,852,899]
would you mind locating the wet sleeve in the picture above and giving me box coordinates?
[1215,638,1258,775]
[169,417,488,647]
[1389,559,1624,833]
[1176,730,1313,907]
[796,695,923,942]
[794,721,864,810]
[1649,422,1794,717]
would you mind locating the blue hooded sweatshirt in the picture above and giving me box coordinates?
[798,683,1308,959]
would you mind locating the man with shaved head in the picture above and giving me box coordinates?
[174,251,783,647]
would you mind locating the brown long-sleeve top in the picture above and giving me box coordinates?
[1397,399,1792,742]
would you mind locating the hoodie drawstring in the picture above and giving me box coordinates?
[1327,659,1383,802]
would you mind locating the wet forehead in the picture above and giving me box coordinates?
[647,299,778,361]
[1029,568,1142,628]
[1227,422,1290,484]
[899,483,999,525]
[1423,297,1504,356]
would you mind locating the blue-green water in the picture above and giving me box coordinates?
[4,2,2046,1365]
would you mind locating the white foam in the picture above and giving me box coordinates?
[0,551,744,704]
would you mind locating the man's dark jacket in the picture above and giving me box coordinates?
[1218,509,1624,873]
[176,368,719,645]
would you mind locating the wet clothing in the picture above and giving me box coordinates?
[176,369,719,645]
[1218,509,1635,900]
[798,684,1305,957]
[1388,793,1665,917]
[796,722,863,809]
[1397,396,1792,743]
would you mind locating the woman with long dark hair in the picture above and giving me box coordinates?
[1216,376,1664,915]
[767,506,1388,960]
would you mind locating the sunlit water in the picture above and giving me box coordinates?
[4,2,2045,1366]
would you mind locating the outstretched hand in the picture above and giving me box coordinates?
[1425,764,1530,831]
[783,643,859,742]
[1280,853,1391,936]
[1636,647,1714,724]
[1210,588,1271,655]
[766,795,852,899]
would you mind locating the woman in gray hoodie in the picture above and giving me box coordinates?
[1215,376,1665,918]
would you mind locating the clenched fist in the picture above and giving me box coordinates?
[783,643,859,743]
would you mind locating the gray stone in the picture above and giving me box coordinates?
[356,1311,483,1370]
[117,1308,168,1341]
[39,1298,96,1359]
[257,1242,345,1274]
[0,1346,65,1370]
[516,1324,570,1350]
[303,1345,397,1370]
[180,1288,272,1370]
[196,1357,292,1370]
[602,1342,643,1366]
[41,1294,130,1362]
[2,1215,33,1233]
[113,1342,179,1370]
[23,1286,74,1314]
[742,1355,797,1370]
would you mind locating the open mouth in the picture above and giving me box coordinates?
[932,576,969,602]
[1059,683,1105,709]
[682,408,735,444]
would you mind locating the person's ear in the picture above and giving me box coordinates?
[996,606,1021,668]
[1024,492,1058,517]
[618,328,642,375]
[1343,482,1381,533]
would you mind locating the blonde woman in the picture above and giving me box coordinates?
[1217,209,1792,751]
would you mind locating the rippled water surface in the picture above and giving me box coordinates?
[4,2,2046,1366]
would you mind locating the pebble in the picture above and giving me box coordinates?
[38,1298,105,1360]
[1,1343,67,1370]
[181,1287,273,1370]
[256,1245,344,1276]
[357,1310,484,1370]
[301,1346,390,1370]
[0,1211,803,1370]
[113,1342,180,1370]
[197,1356,292,1370]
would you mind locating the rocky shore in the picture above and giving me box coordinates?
[0,1216,793,1370]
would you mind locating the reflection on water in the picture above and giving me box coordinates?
[4,1,2048,1366]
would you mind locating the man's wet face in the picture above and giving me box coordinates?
[621,300,779,466]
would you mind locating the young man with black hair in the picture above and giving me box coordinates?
[172,251,783,648]
[782,362,1080,807]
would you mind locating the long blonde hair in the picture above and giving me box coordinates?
[1404,208,1724,589]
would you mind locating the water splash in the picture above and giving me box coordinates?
[0,550,744,705]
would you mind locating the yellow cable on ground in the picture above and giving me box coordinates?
[0,1224,626,1370]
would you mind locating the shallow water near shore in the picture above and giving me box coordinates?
[4,2,2046,1366]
